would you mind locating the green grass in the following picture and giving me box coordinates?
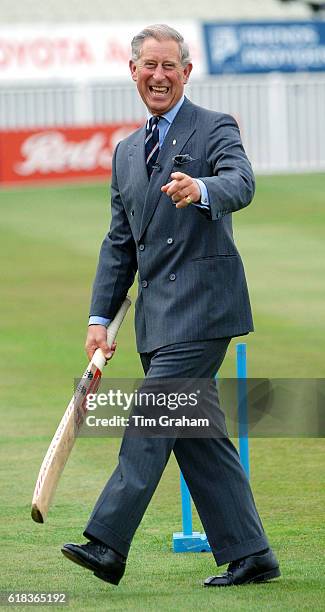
[0,175,324,610]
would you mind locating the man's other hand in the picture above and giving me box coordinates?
[85,325,117,362]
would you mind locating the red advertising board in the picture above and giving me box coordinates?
[0,123,141,186]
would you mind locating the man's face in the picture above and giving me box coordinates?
[129,38,192,115]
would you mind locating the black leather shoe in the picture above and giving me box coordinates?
[61,541,126,585]
[204,548,280,587]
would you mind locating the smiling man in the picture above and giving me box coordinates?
[62,24,280,589]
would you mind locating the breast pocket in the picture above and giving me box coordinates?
[172,159,201,177]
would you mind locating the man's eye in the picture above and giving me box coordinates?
[163,64,175,70]
[145,63,156,69]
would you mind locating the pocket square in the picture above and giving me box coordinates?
[172,154,195,165]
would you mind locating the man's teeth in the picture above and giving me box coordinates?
[151,86,168,93]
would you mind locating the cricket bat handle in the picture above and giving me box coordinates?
[91,296,132,371]
[106,296,132,346]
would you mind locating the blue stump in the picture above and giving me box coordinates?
[237,343,250,478]
[172,342,250,553]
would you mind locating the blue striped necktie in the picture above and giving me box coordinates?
[145,115,160,177]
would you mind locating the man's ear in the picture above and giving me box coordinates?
[129,60,138,82]
[183,63,193,84]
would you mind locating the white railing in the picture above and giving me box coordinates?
[1,74,325,174]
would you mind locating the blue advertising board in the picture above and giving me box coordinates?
[203,21,325,74]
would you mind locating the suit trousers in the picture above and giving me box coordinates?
[84,339,269,565]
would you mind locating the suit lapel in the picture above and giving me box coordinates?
[128,125,149,234]
[139,99,197,241]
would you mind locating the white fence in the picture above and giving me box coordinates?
[1,74,325,174]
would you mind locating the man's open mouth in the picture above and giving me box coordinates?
[149,86,169,94]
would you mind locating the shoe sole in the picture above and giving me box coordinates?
[204,566,281,587]
[61,548,120,585]
[248,567,281,584]
[93,570,120,585]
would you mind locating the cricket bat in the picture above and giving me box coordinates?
[31,296,132,524]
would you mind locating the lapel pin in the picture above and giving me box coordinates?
[172,139,177,145]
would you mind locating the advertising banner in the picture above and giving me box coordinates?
[204,21,325,74]
[0,22,205,82]
[0,123,140,185]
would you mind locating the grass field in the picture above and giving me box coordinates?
[0,175,324,610]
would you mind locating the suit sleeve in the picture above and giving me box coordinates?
[199,114,255,221]
[89,144,137,319]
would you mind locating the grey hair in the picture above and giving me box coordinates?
[131,24,192,67]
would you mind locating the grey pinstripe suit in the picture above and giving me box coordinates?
[84,97,269,564]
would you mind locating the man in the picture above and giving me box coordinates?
[62,24,280,587]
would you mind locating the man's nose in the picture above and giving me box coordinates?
[152,65,165,80]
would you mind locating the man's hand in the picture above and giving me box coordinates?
[85,325,117,362]
[161,172,201,208]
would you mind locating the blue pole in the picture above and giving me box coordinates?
[180,472,193,536]
[173,345,250,552]
[236,343,250,478]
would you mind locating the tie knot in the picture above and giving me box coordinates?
[149,115,160,130]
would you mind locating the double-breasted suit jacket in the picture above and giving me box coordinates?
[90,97,254,353]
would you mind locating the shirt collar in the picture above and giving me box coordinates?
[147,95,185,126]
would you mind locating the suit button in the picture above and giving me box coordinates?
[141,280,148,288]
[139,244,145,251]
[167,237,173,245]
[169,273,176,281]
[131,209,134,216]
